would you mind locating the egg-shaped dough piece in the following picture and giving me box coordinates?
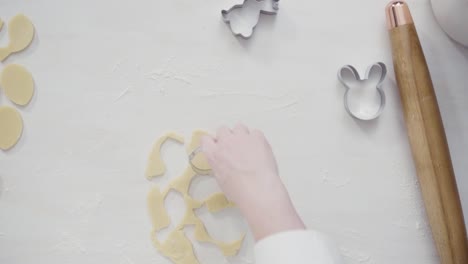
[0,106,23,150]
[7,14,35,53]
[0,64,34,106]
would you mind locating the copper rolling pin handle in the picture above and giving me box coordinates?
[386,1,468,264]
[386,1,413,29]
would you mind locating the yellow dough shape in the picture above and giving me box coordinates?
[204,192,235,213]
[152,230,200,264]
[0,106,23,150]
[187,130,211,174]
[147,186,171,232]
[169,166,197,194]
[0,14,35,61]
[145,132,184,180]
[0,64,34,105]
[217,234,246,256]
[179,195,204,228]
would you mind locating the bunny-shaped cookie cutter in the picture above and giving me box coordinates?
[222,0,279,39]
[338,62,387,121]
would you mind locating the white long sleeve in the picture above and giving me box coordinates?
[254,230,343,264]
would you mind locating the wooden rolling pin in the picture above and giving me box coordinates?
[386,1,468,263]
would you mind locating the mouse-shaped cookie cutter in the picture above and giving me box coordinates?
[338,62,387,121]
[222,0,279,39]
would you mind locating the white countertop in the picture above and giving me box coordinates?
[0,0,467,263]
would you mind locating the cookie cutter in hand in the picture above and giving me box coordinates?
[337,62,387,121]
[222,0,279,39]
[188,147,212,175]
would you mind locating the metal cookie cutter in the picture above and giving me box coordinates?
[222,0,279,39]
[188,147,212,175]
[337,62,387,121]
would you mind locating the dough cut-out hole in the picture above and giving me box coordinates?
[187,226,226,263]
[195,206,246,243]
[189,175,221,201]
[161,139,186,177]
[145,132,184,181]
[157,190,187,241]
[150,139,187,188]
[153,229,199,264]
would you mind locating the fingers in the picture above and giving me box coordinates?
[251,129,264,139]
[233,123,249,134]
[201,135,216,159]
[217,126,232,139]
[217,124,249,137]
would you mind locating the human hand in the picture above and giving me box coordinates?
[201,124,305,240]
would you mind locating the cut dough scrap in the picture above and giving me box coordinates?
[0,50,8,62]
[145,132,184,180]
[147,186,171,232]
[192,216,244,256]
[187,130,211,173]
[169,166,197,194]
[152,230,200,264]
[0,19,3,30]
[204,192,235,213]
[184,193,203,210]
[0,14,35,61]
[193,220,212,242]
[1,64,34,105]
[178,197,204,229]
[217,234,245,256]
[0,106,23,150]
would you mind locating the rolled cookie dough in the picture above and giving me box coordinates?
[146,132,245,264]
